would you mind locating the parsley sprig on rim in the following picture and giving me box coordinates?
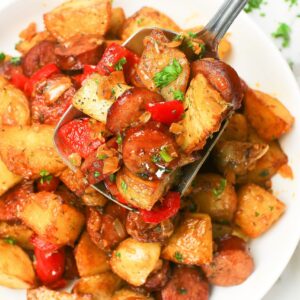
[272,23,291,48]
[153,59,183,88]
[39,170,53,184]
[244,0,265,13]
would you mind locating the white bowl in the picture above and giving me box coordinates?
[0,0,300,299]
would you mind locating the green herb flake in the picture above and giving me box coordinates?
[116,134,122,145]
[115,251,121,258]
[269,206,274,211]
[114,57,127,71]
[97,154,108,160]
[0,53,5,61]
[212,178,227,198]
[244,0,264,13]
[39,169,53,184]
[178,288,187,295]
[109,174,116,183]
[174,251,183,262]
[10,56,21,65]
[255,211,260,217]
[153,59,183,88]
[159,147,173,163]
[4,237,16,245]
[94,171,101,178]
[260,12,266,17]
[137,18,144,25]
[173,34,183,41]
[272,23,291,48]
[285,0,298,7]
[199,43,206,58]
[121,180,127,192]
[151,154,161,164]
[259,169,270,177]
[188,31,197,38]
[173,90,185,101]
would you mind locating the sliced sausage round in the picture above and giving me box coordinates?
[55,34,104,71]
[122,122,179,180]
[106,87,163,134]
[160,266,209,300]
[22,40,57,76]
[0,61,23,80]
[144,261,170,292]
[201,236,254,286]
[126,211,174,243]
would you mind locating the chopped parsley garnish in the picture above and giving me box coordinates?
[137,18,144,25]
[178,288,188,295]
[173,34,184,41]
[4,237,16,245]
[121,180,127,192]
[153,59,183,88]
[255,211,260,217]
[244,0,265,13]
[259,169,270,177]
[115,251,121,258]
[116,134,122,145]
[188,31,197,38]
[151,154,161,164]
[199,43,206,58]
[174,251,183,262]
[285,0,298,7]
[114,57,127,71]
[159,147,173,163]
[10,56,21,65]
[212,178,227,198]
[173,90,184,101]
[269,206,274,211]
[97,154,108,160]
[39,170,52,184]
[0,53,5,61]
[272,23,291,48]
[111,87,116,96]
[94,171,101,178]
[109,174,116,183]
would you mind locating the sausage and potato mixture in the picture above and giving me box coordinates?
[0,0,294,299]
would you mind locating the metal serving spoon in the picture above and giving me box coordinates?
[54,0,248,210]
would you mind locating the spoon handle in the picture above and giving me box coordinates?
[198,0,248,51]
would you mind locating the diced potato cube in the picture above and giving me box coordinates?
[220,113,248,142]
[235,184,286,238]
[110,238,161,286]
[0,240,35,288]
[106,7,126,39]
[162,213,213,265]
[75,231,110,277]
[72,273,122,300]
[245,89,294,141]
[20,192,85,246]
[112,289,153,300]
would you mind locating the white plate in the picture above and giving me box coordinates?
[0,0,300,299]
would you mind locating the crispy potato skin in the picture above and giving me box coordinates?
[137,30,190,101]
[235,184,286,238]
[107,8,126,39]
[191,173,238,222]
[19,191,85,246]
[245,89,294,141]
[120,7,180,40]
[173,73,228,153]
[0,125,66,179]
[110,238,161,286]
[0,77,30,126]
[0,240,35,289]
[44,0,112,42]
[112,289,153,300]
[75,231,110,277]
[28,287,92,300]
[162,213,213,265]
[72,273,122,300]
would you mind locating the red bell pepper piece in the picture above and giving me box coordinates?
[146,100,185,125]
[24,63,60,96]
[10,73,29,91]
[57,118,103,159]
[73,65,97,87]
[31,235,60,252]
[37,176,60,193]
[140,192,181,224]
[34,246,65,285]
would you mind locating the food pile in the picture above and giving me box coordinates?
[0,0,294,299]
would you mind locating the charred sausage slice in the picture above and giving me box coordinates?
[122,122,179,180]
[201,236,254,286]
[55,34,104,71]
[160,266,209,300]
[106,87,163,134]
[144,261,170,292]
[22,40,57,76]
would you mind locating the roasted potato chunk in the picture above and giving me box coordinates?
[0,125,66,179]
[72,273,122,300]
[116,167,172,210]
[44,0,112,42]
[137,30,190,100]
[112,289,153,300]
[19,191,85,246]
[0,222,33,250]
[111,238,161,286]
[75,231,110,277]
[172,73,228,153]
[28,287,92,300]
[235,184,286,238]
[0,240,35,288]
[244,88,294,141]
[106,7,126,39]
[120,7,180,40]
[191,173,238,222]
[162,213,213,265]
[0,76,30,126]
[220,113,248,142]
[0,158,22,197]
